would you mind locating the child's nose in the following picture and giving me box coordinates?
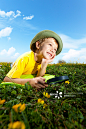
[50,47,54,53]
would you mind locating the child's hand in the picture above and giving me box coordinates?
[42,55,55,64]
[29,77,48,89]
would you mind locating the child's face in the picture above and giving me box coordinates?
[37,38,58,60]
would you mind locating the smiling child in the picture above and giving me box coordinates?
[3,30,63,89]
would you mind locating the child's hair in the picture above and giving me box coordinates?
[31,38,58,52]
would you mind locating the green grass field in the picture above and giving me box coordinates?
[0,62,86,129]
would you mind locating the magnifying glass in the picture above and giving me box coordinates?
[47,75,69,85]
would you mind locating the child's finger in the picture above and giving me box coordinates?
[34,84,45,89]
[38,84,45,88]
[38,77,46,82]
[38,79,47,85]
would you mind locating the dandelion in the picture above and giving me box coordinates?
[43,103,47,109]
[65,81,70,84]
[0,98,5,105]
[8,121,25,129]
[41,100,44,104]
[12,103,25,113]
[43,92,50,98]
[37,98,44,104]
[37,98,42,103]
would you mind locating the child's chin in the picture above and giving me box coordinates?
[44,56,51,60]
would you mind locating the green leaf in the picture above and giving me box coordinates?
[11,90,17,95]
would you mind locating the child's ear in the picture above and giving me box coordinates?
[36,41,40,49]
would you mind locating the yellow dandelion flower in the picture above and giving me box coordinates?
[8,123,13,129]
[46,93,48,96]
[37,98,44,104]
[43,104,47,109]
[37,98,42,103]
[0,98,5,105]
[65,81,70,84]
[43,92,50,98]
[46,93,50,98]
[20,104,25,112]
[47,94,50,98]
[12,103,21,112]
[40,100,44,104]
[8,121,25,129]
[12,103,25,112]
[43,92,45,95]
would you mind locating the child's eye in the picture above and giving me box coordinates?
[54,49,56,52]
[54,48,58,53]
[49,44,52,46]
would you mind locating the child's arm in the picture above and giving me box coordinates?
[3,76,48,89]
[37,59,48,77]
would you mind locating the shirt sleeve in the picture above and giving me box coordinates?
[6,57,27,78]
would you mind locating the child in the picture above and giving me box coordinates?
[3,30,63,89]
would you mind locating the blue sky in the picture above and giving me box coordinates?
[0,0,86,64]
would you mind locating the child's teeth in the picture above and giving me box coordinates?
[49,53,51,56]
[47,52,52,57]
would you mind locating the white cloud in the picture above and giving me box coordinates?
[0,47,20,62]
[23,15,34,20]
[11,52,20,58]
[59,34,86,49]
[0,10,21,19]
[0,10,13,17]
[13,10,21,18]
[5,11,14,17]
[0,49,7,55]
[0,27,13,38]
[7,47,16,55]
[0,47,16,56]
[51,33,86,63]
[62,48,86,63]
[8,37,11,40]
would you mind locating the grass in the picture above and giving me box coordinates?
[0,62,86,129]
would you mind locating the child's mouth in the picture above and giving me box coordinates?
[47,52,52,57]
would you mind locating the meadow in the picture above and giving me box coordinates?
[0,62,86,129]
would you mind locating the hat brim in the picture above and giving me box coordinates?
[30,30,63,55]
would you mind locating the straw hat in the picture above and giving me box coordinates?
[30,30,63,55]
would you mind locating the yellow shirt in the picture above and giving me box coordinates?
[6,51,41,78]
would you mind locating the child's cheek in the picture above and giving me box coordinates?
[53,54,55,58]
